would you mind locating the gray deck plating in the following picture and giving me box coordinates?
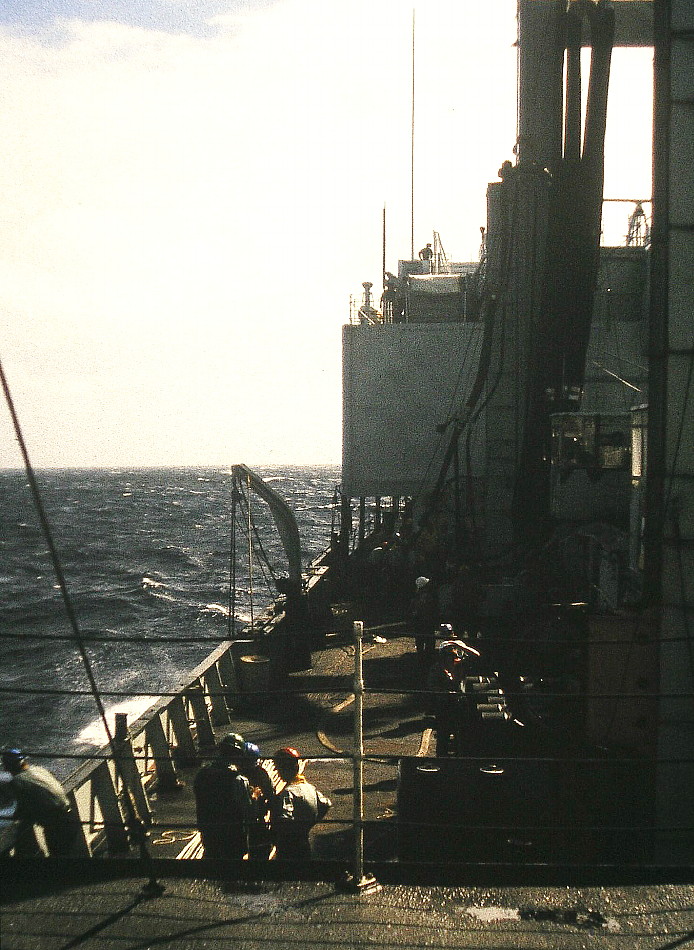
[2,877,693,950]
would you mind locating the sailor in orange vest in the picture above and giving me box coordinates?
[270,747,332,861]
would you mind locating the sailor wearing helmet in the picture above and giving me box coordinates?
[425,633,481,756]
[192,732,254,861]
[270,747,332,861]
[237,740,275,860]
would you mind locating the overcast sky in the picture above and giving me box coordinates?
[0,0,652,469]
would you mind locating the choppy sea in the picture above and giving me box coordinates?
[0,465,340,780]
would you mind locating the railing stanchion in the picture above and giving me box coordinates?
[338,620,381,894]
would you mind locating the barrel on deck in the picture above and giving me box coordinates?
[239,655,271,697]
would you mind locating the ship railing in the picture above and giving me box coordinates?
[348,296,383,326]
[2,699,693,881]
[0,548,336,862]
[3,684,693,882]
[2,557,693,881]
[0,638,236,858]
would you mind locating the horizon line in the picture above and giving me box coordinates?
[0,461,342,472]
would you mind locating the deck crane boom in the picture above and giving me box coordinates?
[231,464,303,591]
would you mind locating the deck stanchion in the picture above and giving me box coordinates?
[92,760,130,855]
[186,681,216,753]
[339,620,381,894]
[144,716,182,792]
[113,713,153,825]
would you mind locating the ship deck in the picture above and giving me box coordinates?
[2,595,693,948]
[148,612,427,865]
[3,873,693,950]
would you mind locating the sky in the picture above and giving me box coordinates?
[0,0,653,469]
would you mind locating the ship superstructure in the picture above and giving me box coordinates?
[340,0,693,867]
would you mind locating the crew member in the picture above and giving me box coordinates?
[1,748,81,856]
[410,576,438,667]
[418,243,433,269]
[193,732,253,861]
[382,272,403,321]
[270,747,331,861]
[425,638,479,756]
[238,741,275,860]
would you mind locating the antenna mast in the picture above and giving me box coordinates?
[410,8,415,260]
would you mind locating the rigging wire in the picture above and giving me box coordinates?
[411,326,485,504]
[245,471,255,627]
[661,348,694,686]
[0,629,689,646]
[226,472,287,626]
[228,481,239,638]
[248,505,281,587]
[15,748,694,768]
[412,155,533,538]
[233,486,278,598]
[0,358,162,893]
[1,684,692,701]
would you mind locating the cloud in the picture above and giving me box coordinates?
[0,0,263,41]
[0,0,650,468]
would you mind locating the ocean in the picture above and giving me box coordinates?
[0,465,341,780]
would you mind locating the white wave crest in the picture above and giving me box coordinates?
[76,697,159,746]
[141,576,164,589]
[142,577,176,602]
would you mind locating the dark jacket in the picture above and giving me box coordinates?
[10,764,80,856]
[425,661,465,717]
[193,760,253,860]
[411,587,438,641]
[238,761,276,858]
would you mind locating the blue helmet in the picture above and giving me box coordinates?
[2,748,26,773]
[243,741,261,762]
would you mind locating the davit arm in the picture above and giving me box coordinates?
[231,464,303,592]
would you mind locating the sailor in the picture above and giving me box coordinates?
[192,732,254,861]
[410,576,438,667]
[238,740,275,860]
[365,542,386,603]
[1,748,81,856]
[382,272,403,322]
[424,637,479,757]
[270,747,332,861]
[418,242,433,262]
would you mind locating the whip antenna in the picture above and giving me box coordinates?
[410,8,415,260]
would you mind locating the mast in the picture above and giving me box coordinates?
[410,8,415,260]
